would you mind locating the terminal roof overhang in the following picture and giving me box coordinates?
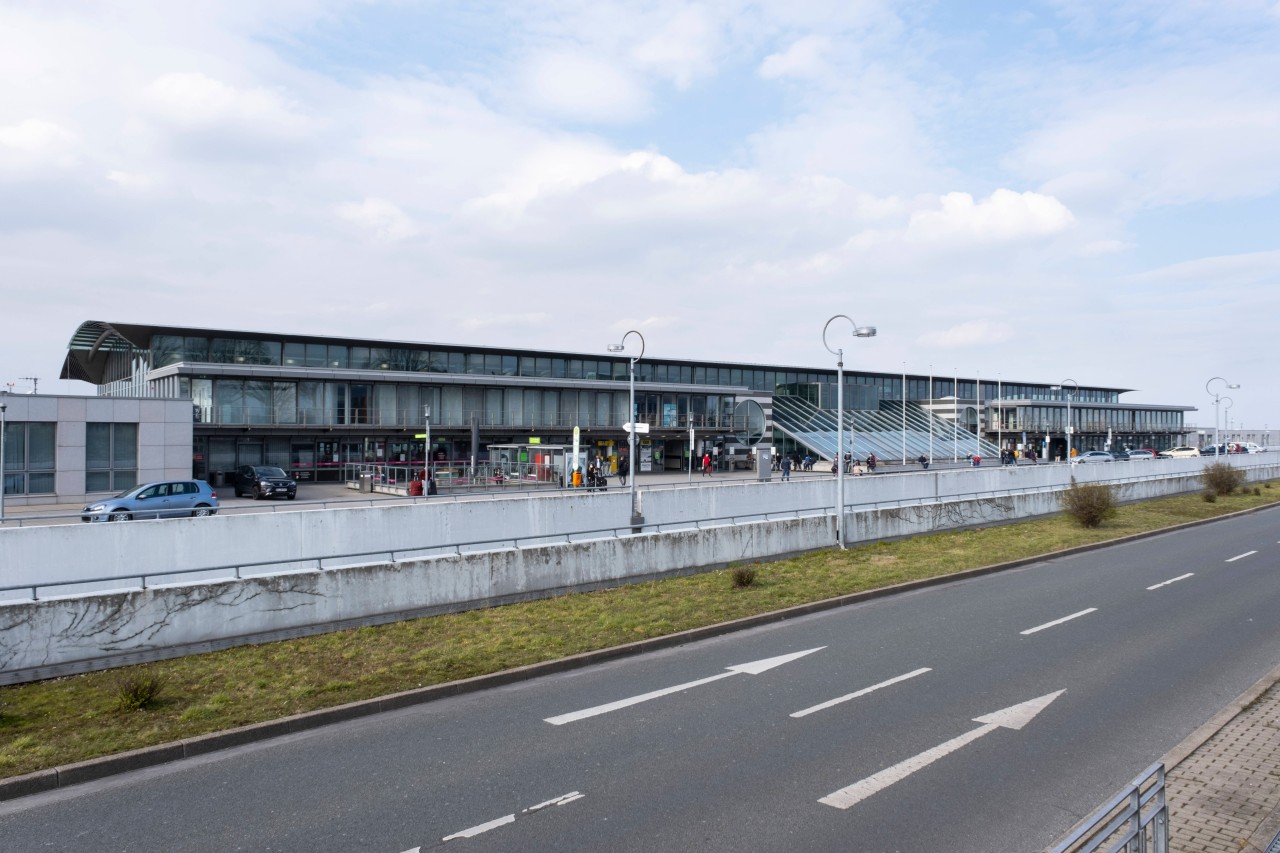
[61,320,1136,396]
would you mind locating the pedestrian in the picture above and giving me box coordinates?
[866,453,877,473]
[702,452,712,476]
[426,474,438,496]
[617,456,628,486]
[972,454,981,467]
[852,458,864,476]
[803,454,813,471]
[917,453,929,470]
[831,459,839,475]
[780,455,792,481]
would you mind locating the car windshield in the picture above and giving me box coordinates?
[255,467,288,478]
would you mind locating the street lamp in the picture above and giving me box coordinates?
[1205,377,1240,454]
[423,403,431,482]
[0,391,7,522]
[1051,380,1078,462]
[823,314,877,549]
[1222,397,1234,450]
[608,330,645,527]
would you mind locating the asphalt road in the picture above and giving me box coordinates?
[4,507,1279,852]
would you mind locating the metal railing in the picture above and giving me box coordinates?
[193,405,740,430]
[1049,763,1167,852]
[0,503,838,602]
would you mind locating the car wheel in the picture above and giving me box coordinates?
[192,505,214,517]
[253,486,263,500]
[109,510,131,522]
[287,493,296,500]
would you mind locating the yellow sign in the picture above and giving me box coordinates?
[529,437,541,444]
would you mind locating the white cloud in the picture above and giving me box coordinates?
[631,6,719,89]
[0,119,79,171]
[334,198,419,243]
[143,71,312,137]
[759,36,831,80]
[917,320,1015,348]
[905,190,1075,244]
[522,52,651,123]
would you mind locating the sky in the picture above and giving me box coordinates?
[1,0,1278,431]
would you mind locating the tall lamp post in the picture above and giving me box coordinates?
[1222,397,1234,450]
[608,330,645,527]
[423,404,432,481]
[1051,379,1078,462]
[0,391,7,522]
[1205,377,1240,454]
[823,314,877,549]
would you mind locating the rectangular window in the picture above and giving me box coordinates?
[4,422,57,495]
[85,422,137,492]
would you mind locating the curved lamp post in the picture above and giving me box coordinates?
[823,315,877,548]
[1051,379,1078,461]
[1205,377,1240,455]
[608,330,645,527]
[1222,397,1234,452]
[0,391,7,522]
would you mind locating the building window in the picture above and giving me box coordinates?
[4,421,57,495]
[85,423,138,493]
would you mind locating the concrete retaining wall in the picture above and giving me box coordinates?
[1,457,1278,683]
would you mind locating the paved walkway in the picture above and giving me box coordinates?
[1162,666,1280,853]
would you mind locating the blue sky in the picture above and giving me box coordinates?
[1,0,1278,431]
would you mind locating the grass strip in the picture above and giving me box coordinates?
[1,483,1277,778]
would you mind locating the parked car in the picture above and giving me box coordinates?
[81,480,220,522]
[1110,449,1131,461]
[234,465,298,500]
[1127,450,1155,461]
[1200,445,1227,457]
[1075,450,1114,463]
[1158,446,1200,458]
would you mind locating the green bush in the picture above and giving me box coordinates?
[113,671,167,712]
[730,565,758,588]
[1060,479,1116,528]
[1201,463,1245,496]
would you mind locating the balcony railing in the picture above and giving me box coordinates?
[194,406,740,431]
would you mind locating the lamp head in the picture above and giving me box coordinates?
[853,326,877,338]
[1229,383,1241,389]
[607,344,624,352]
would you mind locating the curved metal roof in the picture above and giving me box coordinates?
[60,321,157,384]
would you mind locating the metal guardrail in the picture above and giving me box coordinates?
[0,504,838,601]
[1049,763,1167,853]
[2,460,1272,599]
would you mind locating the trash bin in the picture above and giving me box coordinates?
[211,471,225,487]
[359,473,373,493]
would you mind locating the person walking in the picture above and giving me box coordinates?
[617,455,628,486]
[702,452,712,477]
[780,455,792,481]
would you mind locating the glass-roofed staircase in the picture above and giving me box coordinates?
[771,393,1000,462]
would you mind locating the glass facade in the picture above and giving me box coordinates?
[86,422,138,492]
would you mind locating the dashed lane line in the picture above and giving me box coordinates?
[1020,608,1098,636]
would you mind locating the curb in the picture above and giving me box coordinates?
[4,499,1279,802]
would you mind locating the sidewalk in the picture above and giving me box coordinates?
[1163,665,1280,852]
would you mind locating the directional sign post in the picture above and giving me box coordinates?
[544,647,825,725]
[819,690,1065,810]
[622,422,650,434]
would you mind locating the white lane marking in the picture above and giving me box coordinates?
[1020,608,1098,636]
[1226,550,1257,562]
[544,647,825,725]
[442,814,515,841]
[1147,572,1194,590]
[819,690,1065,810]
[523,791,585,813]
[791,668,932,719]
[441,791,584,844]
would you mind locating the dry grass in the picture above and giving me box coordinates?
[1,483,1277,779]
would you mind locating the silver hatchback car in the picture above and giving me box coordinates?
[81,480,220,522]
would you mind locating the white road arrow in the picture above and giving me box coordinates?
[544,647,825,725]
[818,690,1065,810]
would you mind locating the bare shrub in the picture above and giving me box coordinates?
[1060,479,1116,528]
[1201,463,1245,497]
[114,671,167,712]
[730,565,758,588]
[1202,491,1217,503]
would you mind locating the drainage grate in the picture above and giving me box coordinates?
[1266,829,1280,853]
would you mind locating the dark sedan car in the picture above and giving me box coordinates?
[234,465,298,500]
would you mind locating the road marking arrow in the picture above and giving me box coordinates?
[544,647,825,725]
[818,690,1065,810]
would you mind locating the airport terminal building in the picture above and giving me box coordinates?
[29,320,1191,486]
